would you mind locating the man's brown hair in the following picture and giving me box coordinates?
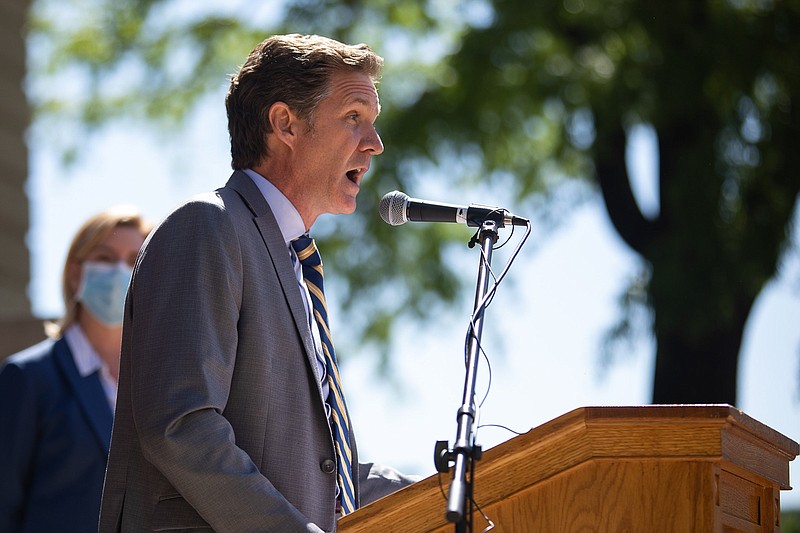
[226,34,384,170]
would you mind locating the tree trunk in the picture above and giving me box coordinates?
[651,293,753,404]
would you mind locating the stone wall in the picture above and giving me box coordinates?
[0,0,47,360]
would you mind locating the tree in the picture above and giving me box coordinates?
[406,0,800,404]
[28,0,799,403]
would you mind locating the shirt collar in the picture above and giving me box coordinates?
[63,324,103,378]
[63,324,118,412]
[243,168,307,244]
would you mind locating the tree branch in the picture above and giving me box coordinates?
[594,120,658,256]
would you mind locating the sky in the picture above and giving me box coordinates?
[24,17,800,513]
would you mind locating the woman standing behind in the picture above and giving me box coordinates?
[0,207,151,533]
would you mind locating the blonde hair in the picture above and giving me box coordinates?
[45,206,152,339]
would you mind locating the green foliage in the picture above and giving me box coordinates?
[784,508,800,533]
[29,1,265,130]
[28,0,800,394]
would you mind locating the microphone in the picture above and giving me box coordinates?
[379,190,528,227]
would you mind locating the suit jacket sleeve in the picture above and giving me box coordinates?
[0,358,38,532]
[358,461,420,506]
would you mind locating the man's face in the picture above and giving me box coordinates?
[292,70,383,222]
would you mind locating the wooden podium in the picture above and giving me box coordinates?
[340,405,798,533]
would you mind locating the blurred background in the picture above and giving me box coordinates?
[2,0,798,521]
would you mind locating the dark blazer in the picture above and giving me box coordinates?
[0,336,113,533]
[99,171,412,533]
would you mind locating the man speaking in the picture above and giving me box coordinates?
[99,34,417,533]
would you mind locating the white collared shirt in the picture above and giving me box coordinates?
[64,324,117,412]
[244,169,329,399]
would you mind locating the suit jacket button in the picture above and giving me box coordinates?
[321,459,336,474]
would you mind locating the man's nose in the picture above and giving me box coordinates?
[363,126,384,155]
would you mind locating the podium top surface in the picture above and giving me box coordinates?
[493,404,798,483]
[554,404,798,455]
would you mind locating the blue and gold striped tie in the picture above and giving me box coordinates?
[291,236,356,515]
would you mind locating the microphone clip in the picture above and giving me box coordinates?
[433,439,483,474]
[468,219,499,248]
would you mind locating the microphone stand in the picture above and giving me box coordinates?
[435,219,499,533]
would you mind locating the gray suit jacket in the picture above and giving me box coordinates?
[99,171,413,533]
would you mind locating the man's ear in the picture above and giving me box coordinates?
[269,102,299,149]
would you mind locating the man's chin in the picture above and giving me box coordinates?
[336,193,358,215]
[339,202,357,215]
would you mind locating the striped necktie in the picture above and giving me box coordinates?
[291,235,356,515]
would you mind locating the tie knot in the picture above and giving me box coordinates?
[291,236,321,269]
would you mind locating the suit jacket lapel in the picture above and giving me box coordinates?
[226,171,362,503]
[226,171,325,391]
[52,338,113,454]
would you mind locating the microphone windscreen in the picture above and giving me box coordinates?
[379,191,409,226]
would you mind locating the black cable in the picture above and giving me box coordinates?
[476,423,525,437]
[452,219,530,533]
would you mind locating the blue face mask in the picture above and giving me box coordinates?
[76,261,133,327]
